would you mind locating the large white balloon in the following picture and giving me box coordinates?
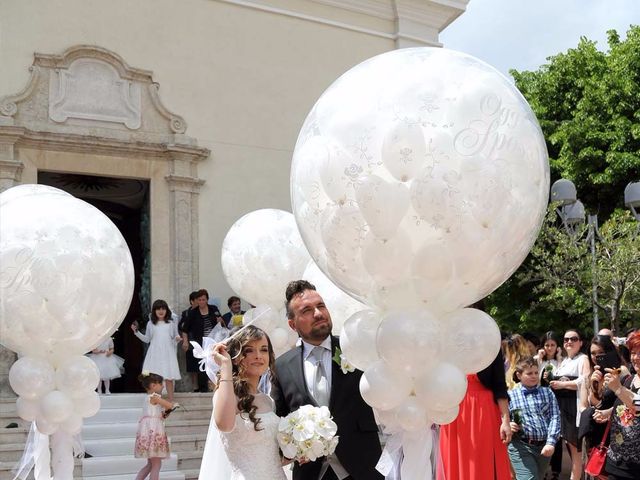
[73,391,101,418]
[290,48,549,313]
[39,390,74,424]
[0,185,135,360]
[339,309,381,371]
[35,416,58,435]
[396,395,428,432]
[55,355,101,398]
[221,209,311,306]
[428,405,459,426]
[59,414,83,435]
[359,360,413,410]
[376,309,441,376]
[414,362,467,411]
[16,397,40,422]
[9,357,56,399]
[302,261,367,334]
[441,308,501,374]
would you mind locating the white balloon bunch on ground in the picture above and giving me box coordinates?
[290,48,549,477]
[1,184,134,439]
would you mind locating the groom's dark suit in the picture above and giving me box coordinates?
[271,336,383,480]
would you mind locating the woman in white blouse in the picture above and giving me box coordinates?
[549,329,591,480]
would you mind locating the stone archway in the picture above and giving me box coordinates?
[0,45,210,395]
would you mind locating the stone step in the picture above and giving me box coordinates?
[0,419,209,460]
[96,393,213,410]
[87,405,210,425]
[183,469,199,480]
[82,453,179,476]
[0,426,29,445]
[82,418,209,441]
[175,450,202,471]
[0,458,81,480]
[0,392,213,417]
[85,472,185,480]
[83,433,206,457]
[0,450,202,480]
[0,392,213,479]
[0,442,27,462]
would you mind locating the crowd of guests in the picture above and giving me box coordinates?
[126,289,245,397]
[96,291,638,480]
[444,327,639,480]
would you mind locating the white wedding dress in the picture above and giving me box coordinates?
[199,392,286,480]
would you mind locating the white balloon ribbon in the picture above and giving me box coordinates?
[12,421,51,480]
[191,338,219,381]
[375,432,403,478]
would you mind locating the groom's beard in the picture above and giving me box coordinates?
[308,319,332,342]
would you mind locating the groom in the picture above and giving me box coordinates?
[271,280,383,480]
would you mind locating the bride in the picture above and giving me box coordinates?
[199,325,286,480]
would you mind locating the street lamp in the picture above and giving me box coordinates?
[550,179,639,334]
[624,181,640,222]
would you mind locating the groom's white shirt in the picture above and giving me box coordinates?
[300,337,348,480]
[302,337,333,393]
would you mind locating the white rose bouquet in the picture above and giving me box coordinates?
[277,405,339,462]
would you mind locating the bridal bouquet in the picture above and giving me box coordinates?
[277,405,339,462]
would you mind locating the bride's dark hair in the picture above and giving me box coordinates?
[220,325,276,431]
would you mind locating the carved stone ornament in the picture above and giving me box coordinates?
[49,58,142,129]
[0,45,188,140]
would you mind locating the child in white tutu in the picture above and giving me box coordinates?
[88,336,124,394]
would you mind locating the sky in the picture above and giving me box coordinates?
[440,0,640,78]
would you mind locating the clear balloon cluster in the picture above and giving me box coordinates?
[341,307,500,431]
[290,48,550,430]
[220,209,368,355]
[0,185,135,361]
[290,48,549,315]
[10,355,101,435]
[0,185,135,434]
[221,209,309,355]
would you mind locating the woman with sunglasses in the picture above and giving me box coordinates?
[549,329,590,480]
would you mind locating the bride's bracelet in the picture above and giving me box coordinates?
[219,379,233,382]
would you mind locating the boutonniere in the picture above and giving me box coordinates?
[332,347,355,374]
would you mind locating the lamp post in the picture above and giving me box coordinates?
[624,181,640,222]
[550,179,640,334]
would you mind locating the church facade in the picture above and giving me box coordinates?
[0,0,468,394]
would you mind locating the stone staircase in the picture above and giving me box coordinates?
[0,393,212,480]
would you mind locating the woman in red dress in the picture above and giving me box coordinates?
[438,351,512,480]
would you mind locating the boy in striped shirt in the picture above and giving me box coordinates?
[508,356,561,480]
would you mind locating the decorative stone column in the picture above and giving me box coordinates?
[165,147,207,311]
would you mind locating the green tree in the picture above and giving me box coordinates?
[514,208,639,335]
[511,26,640,217]
[487,25,640,337]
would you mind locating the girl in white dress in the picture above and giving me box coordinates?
[132,300,182,402]
[209,325,286,480]
[88,336,125,394]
